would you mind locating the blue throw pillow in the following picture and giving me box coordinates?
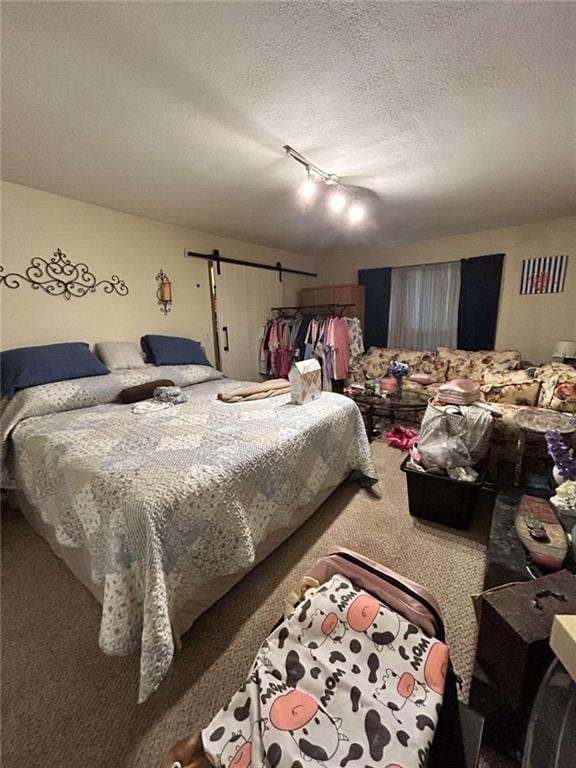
[141,335,211,366]
[1,342,110,398]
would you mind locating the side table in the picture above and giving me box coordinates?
[513,408,576,486]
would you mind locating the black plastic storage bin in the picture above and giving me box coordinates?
[401,456,485,530]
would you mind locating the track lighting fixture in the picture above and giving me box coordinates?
[284,145,368,226]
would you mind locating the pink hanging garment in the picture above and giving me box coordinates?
[332,317,351,380]
[279,321,291,377]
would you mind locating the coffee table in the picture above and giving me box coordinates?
[514,408,576,486]
[346,387,429,439]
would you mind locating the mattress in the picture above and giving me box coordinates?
[1,366,377,701]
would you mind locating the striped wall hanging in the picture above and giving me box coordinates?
[520,254,568,295]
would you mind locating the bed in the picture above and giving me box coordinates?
[1,364,377,701]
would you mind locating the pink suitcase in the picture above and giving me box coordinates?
[167,549,470,768]
[302,547,444,640]
[295,548,468,768]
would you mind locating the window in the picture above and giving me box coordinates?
[388,261,461,350]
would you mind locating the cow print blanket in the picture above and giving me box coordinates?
[202,575,450,767]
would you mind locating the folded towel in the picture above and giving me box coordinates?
[218,378,290,403]
[120,379,175,404]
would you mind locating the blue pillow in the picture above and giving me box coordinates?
[1,342,110,398]
[141,335,211,366]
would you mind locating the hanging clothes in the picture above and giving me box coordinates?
[316,320,332,391]
[332,317,351,380]
[260,311,364,386]
[303,318,319,361]
[293,320,309,363]
[259,323,272,376]
[345,316,364,359]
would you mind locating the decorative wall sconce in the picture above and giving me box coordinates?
[156,269,172,315]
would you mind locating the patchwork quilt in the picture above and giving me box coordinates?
[202,575,449,768]
[1,366,377,701]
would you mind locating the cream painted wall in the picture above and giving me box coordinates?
[318,217,576,364]
[3,182,573,366]
[0,182,318,361]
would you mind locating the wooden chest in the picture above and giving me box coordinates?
[476,570,576,710]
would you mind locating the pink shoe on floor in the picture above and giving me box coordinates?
[384,425,419,451]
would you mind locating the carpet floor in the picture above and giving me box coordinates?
[1,441,515,767]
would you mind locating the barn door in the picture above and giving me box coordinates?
[212,262,282,381]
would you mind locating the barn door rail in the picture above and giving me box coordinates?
[186,249,317,282]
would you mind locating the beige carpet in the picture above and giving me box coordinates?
[1,442,514,767]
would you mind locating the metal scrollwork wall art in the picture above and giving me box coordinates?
[0,248,129,300]
[156,269,172,315]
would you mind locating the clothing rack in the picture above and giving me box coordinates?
[262,305,360,381]
[270,303,353,318]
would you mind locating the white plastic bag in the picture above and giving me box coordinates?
[418,402,492,471]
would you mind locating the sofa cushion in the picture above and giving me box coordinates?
[536,364,576,413]
[361,347,447,382]
[471,349,521,380]
[361,347,402,379]
[437,347,521,381]
[481,377,541,407]
[535,362,576,379]
[395,349,447,381]
[483,368,538,385]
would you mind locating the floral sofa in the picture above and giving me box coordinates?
[355,346,524,387]
[480,363,576,465]
[351,346,576,464]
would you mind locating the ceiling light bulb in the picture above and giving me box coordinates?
[329,187,347,214]
[299,177,316,202]
[348,202,366,224]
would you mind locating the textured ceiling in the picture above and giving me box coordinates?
[2,1,576,254]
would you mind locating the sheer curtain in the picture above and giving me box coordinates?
[388,261,461,350]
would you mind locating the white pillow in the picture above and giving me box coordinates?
[95,342,146,369]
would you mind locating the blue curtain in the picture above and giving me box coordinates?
[457,253,504,350]
[358,268,391,348]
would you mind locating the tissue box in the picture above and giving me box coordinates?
[289,360,321,404]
